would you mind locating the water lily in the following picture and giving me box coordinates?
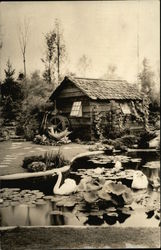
[101,181,127,196]
[122,190,134,205]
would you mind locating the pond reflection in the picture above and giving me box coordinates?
[0,202,52,226]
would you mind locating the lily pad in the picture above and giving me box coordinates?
[30,190,41,193]
[106,207,117,212]
[56,197,77,207]
[131,158,142,163]
[11,197,21,201]
[10,188,21,192]
[43,196,54,200]
[117,207,133,215]
[83,191,99,203]
[88,159,109,165]
[143,161,160,169]
[51,195,67,202]
[94,177,106,187]
[86,170,94,176]
[98,190,111,201]
[77,176,98,192]
[35,199,47,205]
[122,189,134,205]
[50,210,63,215]
[106,211,118,217]
[102,181,129,195]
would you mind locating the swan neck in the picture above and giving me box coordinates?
[53,172,62,193]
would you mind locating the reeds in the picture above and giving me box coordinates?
[22,149,69,172]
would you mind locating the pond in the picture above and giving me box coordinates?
[0,150,160,227]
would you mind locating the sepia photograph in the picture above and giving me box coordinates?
[0,0,160,249]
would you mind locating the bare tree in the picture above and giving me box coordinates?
[18,18,30,78]
[54,19,67,84]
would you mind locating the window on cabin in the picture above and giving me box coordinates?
[70,101,82,117]
[120,103,131,114]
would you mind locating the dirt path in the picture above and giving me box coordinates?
[0,141,89,176]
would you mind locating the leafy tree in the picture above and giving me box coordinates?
[42,19,67,86]
[139,58,160,110]
[139,58,155,94]
[41,31,56,84]
[138,58,160,129]
[18,70,53,139]
[1,60,24,122]
[1,60,24,101]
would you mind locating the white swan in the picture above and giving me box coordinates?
[53,171,77,195]
[132,170,148,189]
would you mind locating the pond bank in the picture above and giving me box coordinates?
[0,141,89,176]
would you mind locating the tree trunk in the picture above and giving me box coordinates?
[23,57,26,78]
[57,41,60,85]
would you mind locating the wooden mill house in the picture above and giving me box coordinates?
[46,76,147,140]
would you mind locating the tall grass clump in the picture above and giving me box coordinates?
[22,150,69,172]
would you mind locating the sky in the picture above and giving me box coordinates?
[0,1,160,83]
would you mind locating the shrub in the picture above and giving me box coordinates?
[17,71,54,140]
[22,155,44,169]
[118,134,138,147]
[138,131,157,148]
[107,138,127,151]
[22,150,69,172]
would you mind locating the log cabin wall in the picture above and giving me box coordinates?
[54,81,92,138]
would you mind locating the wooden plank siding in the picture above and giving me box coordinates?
[90,100,111,112]
[54,81,92,131]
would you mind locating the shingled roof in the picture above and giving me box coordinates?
[50,76,142,100]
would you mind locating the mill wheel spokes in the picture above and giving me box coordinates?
[52,118,64,132]
[50,115,70,133]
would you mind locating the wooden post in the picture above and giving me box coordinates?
[89,102,95,141]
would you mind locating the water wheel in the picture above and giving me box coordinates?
[48,115,70,132]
